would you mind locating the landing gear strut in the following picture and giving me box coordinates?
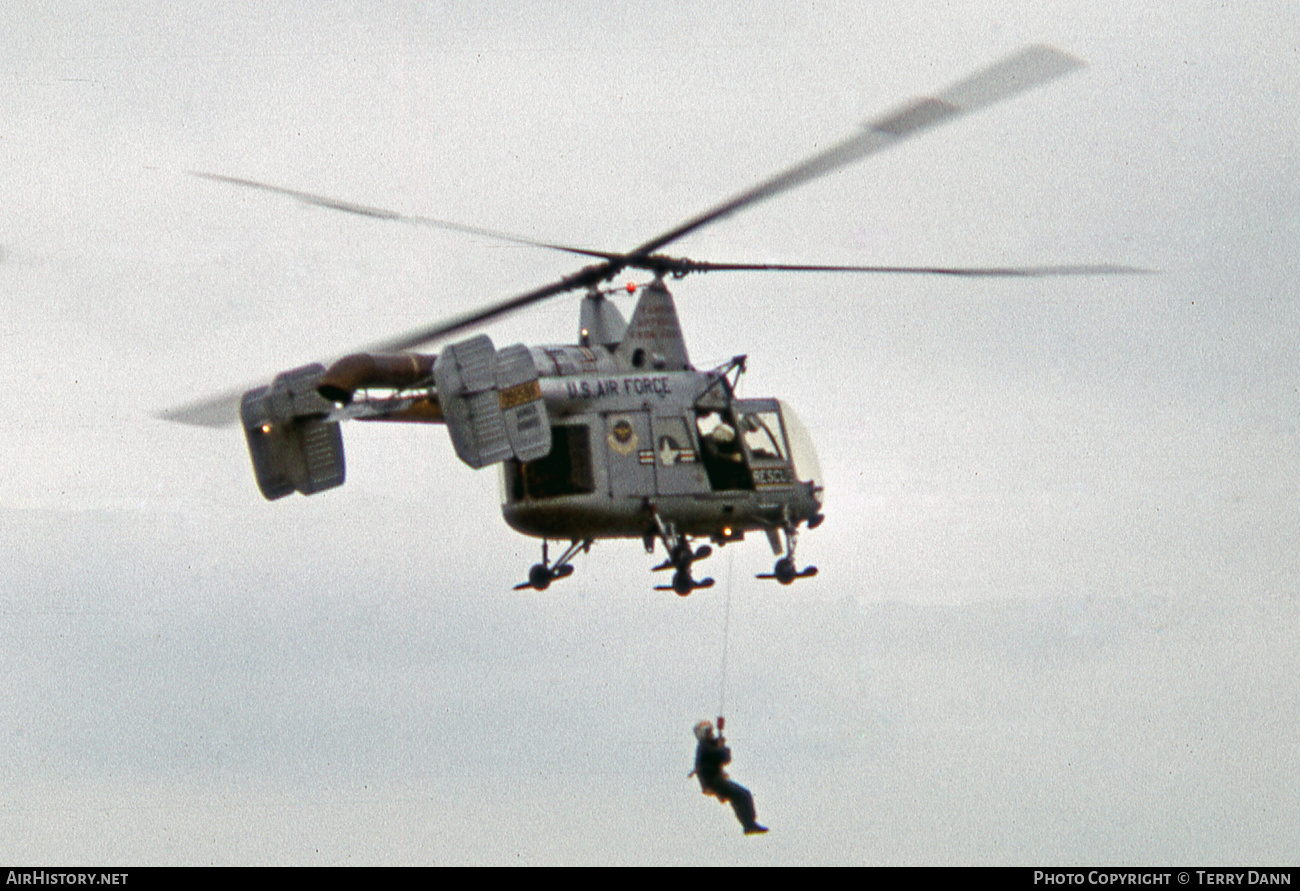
[514,539,591,591]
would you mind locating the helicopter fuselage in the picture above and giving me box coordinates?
[499,360,824,547]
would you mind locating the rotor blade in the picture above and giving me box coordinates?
[664,261,1155,277]
[360,263,616,353]
[625,45,1083,262]
[158,388,248,427]
[191,171,616,261]
[163,45,1089,428]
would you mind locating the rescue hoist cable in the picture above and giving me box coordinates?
[716,547,735,722]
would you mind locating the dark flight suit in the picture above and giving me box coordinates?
[694,735,764,833]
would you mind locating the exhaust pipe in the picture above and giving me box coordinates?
[317,352,435,404]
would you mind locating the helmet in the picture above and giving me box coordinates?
[709,422,736,444]
[693,720,714,741]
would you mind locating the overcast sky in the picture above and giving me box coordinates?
[1,0,1298,865]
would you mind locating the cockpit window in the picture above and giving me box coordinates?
[778,400,822,492]
[739,411,786,463]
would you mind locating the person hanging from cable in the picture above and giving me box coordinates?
[690,717,768,834]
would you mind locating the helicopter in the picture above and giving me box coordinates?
[164,45,1142,595]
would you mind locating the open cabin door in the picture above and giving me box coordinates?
[694,398,801,492]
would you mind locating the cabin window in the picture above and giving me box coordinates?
[507,424,595,500]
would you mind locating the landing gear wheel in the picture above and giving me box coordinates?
[514,539,591,590]
[648,508,718,594]
[528,563,552,591]
[756,524,817,584]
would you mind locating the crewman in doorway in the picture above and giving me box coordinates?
[690,719,768,834]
